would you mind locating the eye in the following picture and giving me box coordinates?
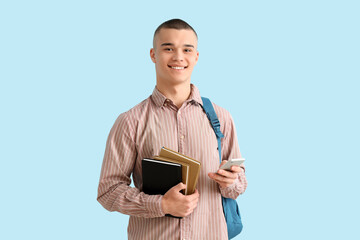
[164,48,173,52]
[184,48,192,53]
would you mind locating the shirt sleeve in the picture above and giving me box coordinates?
[219,110,248,199]
[97,113,165,218]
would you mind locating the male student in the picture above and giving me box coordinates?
[97,19,247,239]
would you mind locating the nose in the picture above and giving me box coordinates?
[172,49,184,61]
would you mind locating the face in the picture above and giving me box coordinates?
[150,28,199,87]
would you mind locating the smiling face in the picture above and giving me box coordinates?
[150,28,199,88]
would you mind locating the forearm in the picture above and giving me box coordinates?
[97,181,165,218]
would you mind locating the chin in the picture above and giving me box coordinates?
[170,77,191,84]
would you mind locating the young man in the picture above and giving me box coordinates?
[97,19,247,239]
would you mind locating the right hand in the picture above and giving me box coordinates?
[161,183,199,217]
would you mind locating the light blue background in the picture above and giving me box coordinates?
[1,1,359,239]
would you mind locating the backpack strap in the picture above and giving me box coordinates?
[201,97,224,163]
[201,97,244,239]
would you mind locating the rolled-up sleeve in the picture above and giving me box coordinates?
[219,167,247,199]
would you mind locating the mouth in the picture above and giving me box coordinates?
[168,65,187,70]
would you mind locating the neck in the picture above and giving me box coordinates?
[156,81,191,108]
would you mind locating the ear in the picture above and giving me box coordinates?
[195,51,199,64]
[150,48,156,63]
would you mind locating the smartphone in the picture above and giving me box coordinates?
[220,158,245,170]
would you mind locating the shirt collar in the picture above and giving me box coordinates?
[151,84,203,108]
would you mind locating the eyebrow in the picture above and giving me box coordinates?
[160,43,195,48]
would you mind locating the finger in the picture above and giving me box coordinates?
[189,203,198,213]
[190,189,199,198]
[230,165,241,173]
[208,172,229,183]
[217,169,237,179]
[188,196,199,209]
[208,172,222,180]
[186,189,200,201]
[191,190,199,203]
[213,178,234,187]
[210,173,235,185]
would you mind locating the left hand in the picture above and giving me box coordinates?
[208,160,242,188]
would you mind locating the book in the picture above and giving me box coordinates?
[159,147,201,195]
[153,156,190,195]
[141,158,182,195]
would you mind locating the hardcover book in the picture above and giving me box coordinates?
[159,147,201,195]
[153,156,190,195]
[141,158,182,195]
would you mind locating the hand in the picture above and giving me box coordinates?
[161,183,199,217]
[208,160,241,188]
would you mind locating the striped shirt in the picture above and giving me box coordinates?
[97,84,247,240]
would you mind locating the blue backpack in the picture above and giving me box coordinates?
[201,97,243,239]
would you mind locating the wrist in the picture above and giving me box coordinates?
[161,196,169,214]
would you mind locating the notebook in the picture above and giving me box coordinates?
[158,147,201,195]
[142,158,182,195]
[153,156,190,195]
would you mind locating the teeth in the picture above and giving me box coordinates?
[171,66,185,70]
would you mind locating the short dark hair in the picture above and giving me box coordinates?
[153,19,198,47]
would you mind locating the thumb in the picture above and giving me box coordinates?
[172,182,186,192]
[219,160,228,168]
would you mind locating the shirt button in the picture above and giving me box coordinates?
[164,103,167,107]
[180,135,185,139]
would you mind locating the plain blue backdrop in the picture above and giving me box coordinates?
[1,1,359,239]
